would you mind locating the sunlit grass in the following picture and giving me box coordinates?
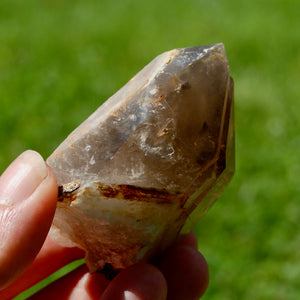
[12,260,85,300]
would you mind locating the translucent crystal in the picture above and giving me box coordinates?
[47,43,234,272]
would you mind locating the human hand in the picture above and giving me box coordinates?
[0,150,209,300]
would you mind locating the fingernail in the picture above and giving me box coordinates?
[0,150,48,206]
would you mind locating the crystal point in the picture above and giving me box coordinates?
[47,43,234,272]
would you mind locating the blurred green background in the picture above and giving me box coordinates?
[1,0,299,299]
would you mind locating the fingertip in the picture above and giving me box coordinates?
[157,245,209,300]
[102,263,167,300]
[0,151,58,289]
[176,231,198,249]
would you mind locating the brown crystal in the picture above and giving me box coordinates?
[47,43,234,272]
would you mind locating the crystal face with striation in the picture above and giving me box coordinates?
[47,43,235,272]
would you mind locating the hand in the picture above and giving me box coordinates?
[0,150,209,300]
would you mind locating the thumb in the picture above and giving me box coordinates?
[0,150,57,290]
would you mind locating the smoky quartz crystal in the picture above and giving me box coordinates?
[47,43,234,272]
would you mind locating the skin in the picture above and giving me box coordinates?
[0,150,209,300]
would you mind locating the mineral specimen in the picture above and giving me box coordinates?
[47,43,234,273]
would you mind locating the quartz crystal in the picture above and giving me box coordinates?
[47,43,234,273]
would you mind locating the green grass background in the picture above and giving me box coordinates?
[1,0,299,299]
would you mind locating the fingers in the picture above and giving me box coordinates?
[0,151,58,290]
[29,265,109,300]
[157,242,209,300]
[12,232,203,300]
[30,263,167,300]
[24,232,207,300]
[0,236,84,299]
[12,230,207,299]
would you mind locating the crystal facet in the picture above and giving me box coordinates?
[47,43,234,272]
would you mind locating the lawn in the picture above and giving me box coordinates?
[1,0,299,299]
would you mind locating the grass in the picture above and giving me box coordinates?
[1,0,299,299]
